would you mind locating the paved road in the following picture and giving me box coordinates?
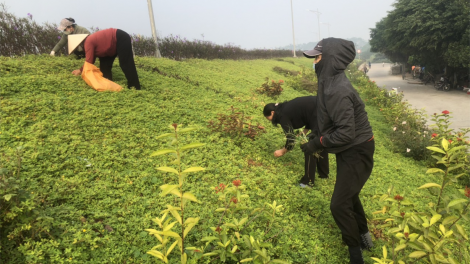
[366,63,470,130]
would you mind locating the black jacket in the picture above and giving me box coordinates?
[315,38,373,154]
[274,96,319,151]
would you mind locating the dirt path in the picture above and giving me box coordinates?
[366,63,470,130]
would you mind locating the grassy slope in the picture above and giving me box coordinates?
[0,55,442,263]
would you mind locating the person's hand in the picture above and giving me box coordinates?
[274,148,286,157]
[50,51,55,56]
[72,69,81,76]
[300,137,322,155]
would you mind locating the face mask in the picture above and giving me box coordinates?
[63,31,71,35]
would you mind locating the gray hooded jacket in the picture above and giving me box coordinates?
[315,38,373,154]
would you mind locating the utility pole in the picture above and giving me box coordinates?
[290,0,297,57]
[147,0,161,58]
[307,9,321,42]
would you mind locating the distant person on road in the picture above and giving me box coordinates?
[382,62,384,67]
[363,64,368,74]
[263,97,329,187]
[69,28,141,90]
[303,38,375,264]
[50,18,90,57]
[368,61,371,68]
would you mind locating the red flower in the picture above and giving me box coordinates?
[442,110,450,115]
[404,232,409,238]
[400,212,405,218]
[465,186,470,198]
[233,179,241,187]
[380,109,383,111]
[457,138,462,141]
[215,183,226,193]
[448,139,453,143]
[194,249,201,253]
[215,226,222,234]
[172,123,178,129]
[431,133,438,138]
[394,195,404,201]
[230,197,238,204]
[279,80,284,83]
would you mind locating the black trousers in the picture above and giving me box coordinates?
[330,139,374,247]
[99,29,141,90]
[299,150,329,185]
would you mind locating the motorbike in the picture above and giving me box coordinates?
[434,76,451,91]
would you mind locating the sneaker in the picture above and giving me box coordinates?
[360,232,374,251]
[299,183,311,188]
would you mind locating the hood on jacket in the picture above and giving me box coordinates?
[315,38,356,79]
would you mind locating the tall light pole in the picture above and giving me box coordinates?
[307,9,321,42]
[290,0,297,57]
[147,0,161,58]
[321,22,330,37]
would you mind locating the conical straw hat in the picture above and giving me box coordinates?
[68,34,89,54]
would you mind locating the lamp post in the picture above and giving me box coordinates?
[147,0,161,58]
[320,22,330,37]
[290,0,297,57]
[307,9,321,42]
[357,49,361,60]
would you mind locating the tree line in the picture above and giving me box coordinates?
[369,0,469,85]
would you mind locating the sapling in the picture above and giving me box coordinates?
[145,124,205,264]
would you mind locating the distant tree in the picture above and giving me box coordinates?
[369,0,470,74]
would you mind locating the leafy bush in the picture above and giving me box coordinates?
[272,66,299,77]
[0,4,63,56]
[208,106,266,140]
[256,78,284,98]
[146,125,288,263]
[370,126,470,263]
[286,66,318,94]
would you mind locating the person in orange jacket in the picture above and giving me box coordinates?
[70,28,141,90]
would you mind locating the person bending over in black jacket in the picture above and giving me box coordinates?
[263,96,329,187]
[302,39,375,264]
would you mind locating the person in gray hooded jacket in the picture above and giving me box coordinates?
[50,18,90,56]
[301,38,375,264]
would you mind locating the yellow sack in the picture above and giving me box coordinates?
[81,62,123,92]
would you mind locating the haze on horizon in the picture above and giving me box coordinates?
[3,0,396,50]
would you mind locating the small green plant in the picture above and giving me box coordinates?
[256,78,284,98]
[186,179,289,264]
[371,113,470,264]
[208,106,266,140]
[145,124,206,263]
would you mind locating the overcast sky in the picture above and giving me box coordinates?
[3,0,396,49]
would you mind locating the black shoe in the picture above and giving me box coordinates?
[360,232,374,251]
[348,246,364,264]
[299,175,314,186]
[319,175,329,179]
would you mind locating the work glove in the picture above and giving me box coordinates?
[300,136,322,155]
[50,51,55,56]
